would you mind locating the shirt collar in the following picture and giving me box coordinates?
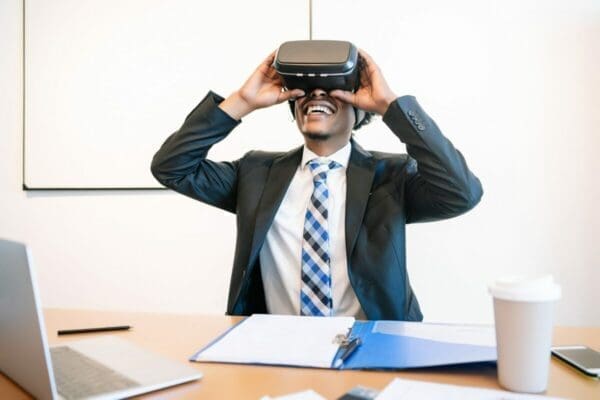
[300,142,352,171]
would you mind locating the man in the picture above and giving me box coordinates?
[151,50,482,321]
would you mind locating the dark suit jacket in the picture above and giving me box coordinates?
[151,91,483,321]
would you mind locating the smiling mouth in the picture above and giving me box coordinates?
[306,105,334,115]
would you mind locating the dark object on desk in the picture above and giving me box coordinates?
[337,385,379,400]
[58,325,131,335]
[551,345,600,378]
[274,40,359,92]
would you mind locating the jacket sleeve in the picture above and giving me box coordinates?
[382,96,483,223]
[151,91,241,213]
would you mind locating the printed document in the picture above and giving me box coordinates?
[376,378,565,400]
[192,314,354,368]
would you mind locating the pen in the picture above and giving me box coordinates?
[57,325,131,335]
[334,337,362,368]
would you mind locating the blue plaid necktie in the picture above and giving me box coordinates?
[300,159,341,316]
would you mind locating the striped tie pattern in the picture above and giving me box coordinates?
[300,159,341,316]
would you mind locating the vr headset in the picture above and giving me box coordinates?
[273,40,360,92]
[273,40,368,128]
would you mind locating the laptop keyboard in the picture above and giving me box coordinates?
[50,346,139,399]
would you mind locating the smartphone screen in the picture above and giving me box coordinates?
[552,346,600,376]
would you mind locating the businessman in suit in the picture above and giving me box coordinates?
[151,50,483,321]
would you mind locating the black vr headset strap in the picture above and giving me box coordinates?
[354,108,366,129]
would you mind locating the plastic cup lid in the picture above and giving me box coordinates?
[488,274,561,302]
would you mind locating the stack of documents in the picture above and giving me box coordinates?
[376,378,565,399]
[190,314,497,370]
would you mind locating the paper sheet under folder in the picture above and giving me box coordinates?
[190,314,497,370]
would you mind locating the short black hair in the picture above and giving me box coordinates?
[287,54,375,130]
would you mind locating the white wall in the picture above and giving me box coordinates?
[312,0,600,325]
[2,0,238,315]
[1,0,599,325]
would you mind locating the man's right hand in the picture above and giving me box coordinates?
[219,52,305,120]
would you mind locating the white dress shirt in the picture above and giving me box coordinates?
[259,142,365,318]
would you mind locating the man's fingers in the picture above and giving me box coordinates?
[330,89,356,106]
[358,49,374,64]
[358,49,380,78]
[264,51,276,65]
[278,89,305,103]
[265,66,279,80]
[257,51,276,75]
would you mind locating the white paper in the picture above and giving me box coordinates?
[193,314,354,368]
[372,321,496,347]
[260,389,327,400]
[376,378,566,400]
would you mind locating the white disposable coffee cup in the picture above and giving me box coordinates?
[488,275,561,393]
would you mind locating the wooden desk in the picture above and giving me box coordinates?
[1,309,598,399]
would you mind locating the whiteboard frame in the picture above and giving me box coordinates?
[21,0,315,191]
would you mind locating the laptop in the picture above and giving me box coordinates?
[0,239,202,400]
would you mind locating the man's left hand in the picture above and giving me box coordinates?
[330,50,397,116]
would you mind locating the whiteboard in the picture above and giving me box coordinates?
[24,0,309,189]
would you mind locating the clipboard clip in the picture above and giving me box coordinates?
[333,328,360,347]
[333,333,350,346]
[333,327,353,345]
[333,329,362,368]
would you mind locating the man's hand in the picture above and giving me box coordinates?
[330,50,397,116]
[219,52,305,120]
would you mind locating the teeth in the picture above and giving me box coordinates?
[307,105,333,115]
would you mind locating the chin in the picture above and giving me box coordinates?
[305,132,332,141]
[301,125,331,140]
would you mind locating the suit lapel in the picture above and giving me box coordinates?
[345,141,376,258]
[246,141,375,272]
[247,146,303,270]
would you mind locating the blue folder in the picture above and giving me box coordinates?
[191,316,497,370]
[335,321,497,370]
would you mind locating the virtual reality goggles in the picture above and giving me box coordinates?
[275,40,370,129]
[273,40,360,92]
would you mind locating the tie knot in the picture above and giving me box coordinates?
[307,159,340,182]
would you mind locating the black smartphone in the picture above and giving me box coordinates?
[551,345,600,377]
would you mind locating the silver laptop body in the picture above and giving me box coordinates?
[0,239,202,400]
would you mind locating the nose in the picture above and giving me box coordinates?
[308,88,328,98]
